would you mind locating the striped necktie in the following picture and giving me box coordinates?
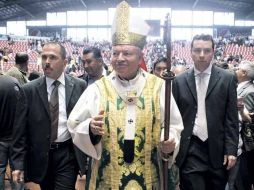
[49,80,60,142]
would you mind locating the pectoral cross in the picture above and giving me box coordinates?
[127,98,133,103]
[128,119,133,124]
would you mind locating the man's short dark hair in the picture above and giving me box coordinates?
[216,61,229,70]
[15,52,29,65]
[191,34,215,50]
[28,71,42,81]
[44,42,66,60]
[82,47,102,61]
[153,57,167,70]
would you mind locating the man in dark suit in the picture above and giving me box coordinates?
[0,75,23,190]
[11,42,87,190]
[172,34,239,190]
[80,47,105,84]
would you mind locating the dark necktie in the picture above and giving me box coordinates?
[50,80,60,142]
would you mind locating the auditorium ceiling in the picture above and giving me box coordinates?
[0,0,254,24]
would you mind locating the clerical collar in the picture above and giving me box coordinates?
[109,69,146,105]
[115,70,141,87]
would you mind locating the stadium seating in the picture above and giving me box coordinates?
[1,39,254,73]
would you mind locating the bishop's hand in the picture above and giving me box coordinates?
[161,138,175,154]
[89,110,105,136]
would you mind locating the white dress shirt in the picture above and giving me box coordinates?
[46,73,71,142]
[192,63,212,138]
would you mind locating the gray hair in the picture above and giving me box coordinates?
[240,60,254,81]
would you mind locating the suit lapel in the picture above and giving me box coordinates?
[36,77,50,117]
[65,75,74,111]
[206,65,221,98]
[186,68,197,102]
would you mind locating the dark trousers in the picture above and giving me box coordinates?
[0,140,24,190]
[179,136,227,190]
[39,141,78,190]
[235,150,254,190]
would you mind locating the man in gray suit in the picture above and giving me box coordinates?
[236,61,254,111]
[11,42,87,190]
[172,34,239,190]
[234,60,254,190]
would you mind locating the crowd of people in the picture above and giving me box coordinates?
[1,30,254,76]
[1,1,254,190]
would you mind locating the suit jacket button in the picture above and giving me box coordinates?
[46,135,50,139]
[187,136,191,140]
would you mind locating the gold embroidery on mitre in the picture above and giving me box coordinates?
[112,1,147,49]
[112,32,147,50]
